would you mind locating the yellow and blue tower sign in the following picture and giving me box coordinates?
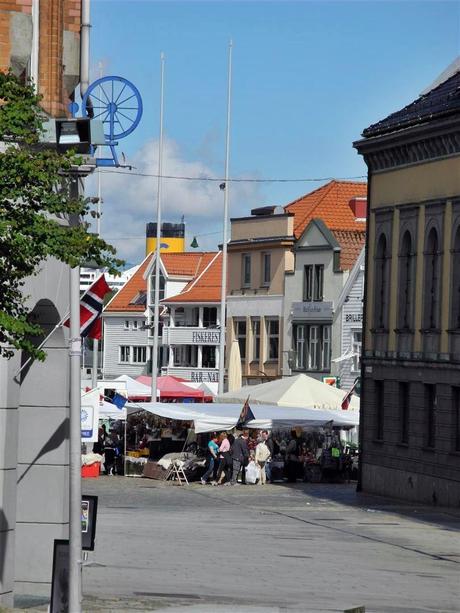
[146,222,185,255]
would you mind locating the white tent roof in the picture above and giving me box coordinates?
[126,401,358,433]
[99,400,127,420]
[216,374,359,412]
[114,375,152,398]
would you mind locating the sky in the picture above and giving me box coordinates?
[85,0,460,265]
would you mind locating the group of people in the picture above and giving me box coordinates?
[93,424,124,475]
[200,429,273,486]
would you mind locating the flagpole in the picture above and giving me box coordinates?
[218,39,233,395]
[151,52,165,403]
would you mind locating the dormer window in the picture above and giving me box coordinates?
[130,291,147,306]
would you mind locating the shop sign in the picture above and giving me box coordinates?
[191,330,220,344]
[292,301,333,321]
[190,370,219,383]
[345,313,363,323]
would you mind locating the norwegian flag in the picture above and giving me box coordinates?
[64,274,111,340]
[341,379,358,410]
[237,396,255,428]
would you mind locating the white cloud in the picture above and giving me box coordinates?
[85,137,263,265]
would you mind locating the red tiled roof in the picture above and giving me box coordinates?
[104,252,219,313]
[332,230,366,270]
[104,254,151,313]
[164,252,222,303]
[285,180,367,238]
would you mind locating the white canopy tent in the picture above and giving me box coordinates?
[99,400,127,421]
[114,374,152,398]
[126,401,359,434]
[216,374,360,412]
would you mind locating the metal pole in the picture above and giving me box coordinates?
[218,40,233,395]
[68,2,90,610]
[151,53,165,403]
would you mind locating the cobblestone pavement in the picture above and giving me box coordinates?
[12,477,460,612]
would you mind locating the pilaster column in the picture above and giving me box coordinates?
[413,205,426,353]
[388,208,400,352]
[365,212,376,353]
[440,200,453,354]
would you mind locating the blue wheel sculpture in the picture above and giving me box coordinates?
[82,76,143,141]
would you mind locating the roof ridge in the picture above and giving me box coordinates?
[168,251,221,299]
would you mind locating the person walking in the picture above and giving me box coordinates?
[286,430,299,483]
[201,433,219,485]
[255,437,271,485]
[216,432,232,484]
[261,430,274,482]
[231,430,249,485]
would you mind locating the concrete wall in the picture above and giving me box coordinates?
[230,214,293,241]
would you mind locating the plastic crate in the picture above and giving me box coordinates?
[81,462,100,478]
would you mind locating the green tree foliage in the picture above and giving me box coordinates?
[0,71,123,360]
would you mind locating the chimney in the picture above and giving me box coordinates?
[349,197,367,221]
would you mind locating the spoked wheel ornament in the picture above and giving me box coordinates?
[81,76,143,166]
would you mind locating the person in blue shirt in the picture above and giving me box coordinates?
[201,433,219,485]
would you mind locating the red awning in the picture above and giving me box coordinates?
[136,375,205,400]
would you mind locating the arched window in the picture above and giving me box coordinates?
[374,233,389,330]
[398,231,415,330]
[423,227,440,330]
[451,227,460,329]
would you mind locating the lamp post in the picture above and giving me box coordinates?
[218,40,233,395]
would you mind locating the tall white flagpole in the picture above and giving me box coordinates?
[151,52,165,403]
[218,40,233,395]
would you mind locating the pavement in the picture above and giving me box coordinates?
[11,477,460,613]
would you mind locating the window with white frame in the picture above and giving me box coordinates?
[132,346,147,363]
[124,320,129,330]
[303,264,324,302]
[120,345,130,363]
[266,318,279,360]
[351,330,362,372]
[261,252,271,287]
[132,320,139,330]
[314,265,324,301]
[242,253,251,288]
[252,318,260,361]
[293,324,331,371]
[235,319,247,359]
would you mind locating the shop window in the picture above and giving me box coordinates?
[398,231,415,330]
[293,324,331,371]
[266,318,279,360]
[294,324,305,369]
[132,346,147,363]
[453,387,460,452]
[375,380,384,440]
[399,382,410,444]
[242,253,251,288]
[451,228,460,329]
[252,318,260,361]
[235,319,247,359]
[202,346,216,368]
[374,234,389,330]
[261,252,271,287]
[351,330,362,373]
[423,228,440,331]
[313,265,324,301]
[425,384,437,449]
[119,345,130,363]
[303,264,324,302]
[203,307,217,327]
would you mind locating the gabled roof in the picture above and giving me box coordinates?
[104,251,220,313]
[332,230,366,270]
[164,252,222,304]
[104,253,152,313]
[285,180,367,239]
[363,67,460,138]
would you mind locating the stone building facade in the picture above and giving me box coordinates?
[0,0,81,603]
[354,63,460,506]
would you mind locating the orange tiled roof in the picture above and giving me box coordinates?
[104,252,220,313]
[164,252,222,303]
[285,180,367,238]
[332,230,366,271]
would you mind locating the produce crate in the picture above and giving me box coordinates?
[81,462,100,478]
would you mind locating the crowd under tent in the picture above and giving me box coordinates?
[216,373,360,412]
[125,401,359,434]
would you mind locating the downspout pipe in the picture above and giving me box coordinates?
[30,0,39,91]
[80,0,91,96]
